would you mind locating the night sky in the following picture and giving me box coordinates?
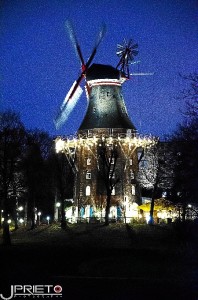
[1,0,198,138]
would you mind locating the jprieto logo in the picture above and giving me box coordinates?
[0,285,62,299]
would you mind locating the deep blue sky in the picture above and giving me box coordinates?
[1,0,198,138]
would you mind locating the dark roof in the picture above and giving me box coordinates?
[86,64,120,81]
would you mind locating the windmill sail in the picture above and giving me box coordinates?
[54,82,83,129]
[54,21,106,130]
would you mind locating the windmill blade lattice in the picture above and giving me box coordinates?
[65,20,85,66]
[116,39,139,78]
[86,23,106,69]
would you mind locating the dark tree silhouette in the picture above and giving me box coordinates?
[23,129,52,229]
[0,111,26,245]
[49,151,74,229]
[170,73,198,222]
[171,119,198,222]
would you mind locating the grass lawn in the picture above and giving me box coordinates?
[0,222,197,299]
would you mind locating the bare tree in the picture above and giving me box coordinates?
[178,72,198,120]
[137,141,173,224]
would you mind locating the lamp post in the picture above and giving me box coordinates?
[38,212,41,225]
[55,202,61,221]
[0,210,3,228]
[46,216,50,225]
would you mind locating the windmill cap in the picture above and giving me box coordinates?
[86,64,120,81]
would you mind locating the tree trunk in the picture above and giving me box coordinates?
[149,195,155,225]
[14,216,19,230]
[105,193,111,226]
[61,198,67,229]
[2,218,11,246]
[30,208,36,230]
[2,198,11,245]
[149,183,158,225]
[13,205,19,230]
[0,211,2,229]
[182,203,187,223]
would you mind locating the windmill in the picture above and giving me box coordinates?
[54,26,157,220]
[54,20,106,129]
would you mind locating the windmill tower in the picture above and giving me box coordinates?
[55,22,155,222]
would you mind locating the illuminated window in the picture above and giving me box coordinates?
[111,187,115,195]
[132,185,135,195]
[87,130,93,138]
[86,186,91,196]
[121,107,125,113]
[129,159,133,166]
[87,158,91,165]
[109,157,115,164]
[86,172,91,179]
[127,129,132,137]
[130,170,134,179]
[109,128,113,135]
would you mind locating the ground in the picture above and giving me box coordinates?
[0,222,197,300]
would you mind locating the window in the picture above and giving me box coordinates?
[86,186,91,196]
[132,185,135,195]
[87,130,93,138]
[130,170,134,179]
[109,128,113,135]
[129,159,133,166]
[86,171,91,179]
[87,158,91,165]
[111,187,115,195]
[109,157,115,164]
[126,129,132,137]
[93,107,96,113]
